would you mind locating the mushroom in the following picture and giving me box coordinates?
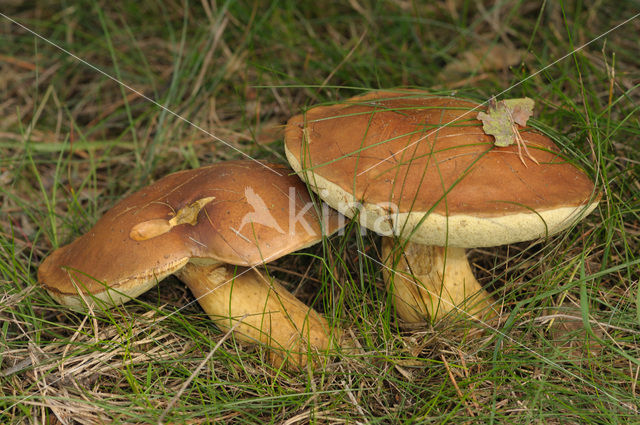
[38,160,344,368]
[284,90,600,323]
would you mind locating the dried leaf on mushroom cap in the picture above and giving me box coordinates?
[477,97,538,165]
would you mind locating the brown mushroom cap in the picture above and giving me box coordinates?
[38,160,342,308]
[284,90,600,247]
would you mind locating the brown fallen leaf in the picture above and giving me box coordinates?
[542,307,604,361]
[441,44,525,77]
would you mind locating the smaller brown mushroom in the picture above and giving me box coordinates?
[38,160,344,368]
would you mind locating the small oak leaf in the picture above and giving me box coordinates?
[477,97,535,147]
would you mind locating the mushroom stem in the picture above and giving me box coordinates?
[381,238,496,323]
[175,262,337,369]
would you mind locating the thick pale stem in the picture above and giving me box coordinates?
[382,238,496,323]
[175,262,337,369]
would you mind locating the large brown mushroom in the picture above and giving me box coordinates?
[284,90,600,323]
[38,160,344,368]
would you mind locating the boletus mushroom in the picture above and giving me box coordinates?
[38,160,344,368]
[284,90,600,323]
